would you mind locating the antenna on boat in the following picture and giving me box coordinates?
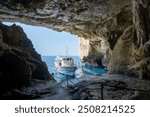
[66,46,69,56]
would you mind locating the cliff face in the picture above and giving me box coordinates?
[0,0,149,79]
[79,37,109,67]
[0,23,50,93]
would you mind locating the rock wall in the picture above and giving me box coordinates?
[79,36,109,67]
[108,25,137,75]
[0,0,149,79]
[0,23,50,93]
[78,37,90,60]
[108,0,150,79]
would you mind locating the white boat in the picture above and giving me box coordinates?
[55,56,77,76]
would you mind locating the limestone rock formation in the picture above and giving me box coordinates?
[108,26,137,75]
[79,37,109,67]
[0,0,149,79]
[0,23,50,94]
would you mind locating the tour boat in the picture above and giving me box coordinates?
[55,56,77,76]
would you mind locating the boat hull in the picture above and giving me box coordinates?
[56,66,77,76]
[82,64,107,76]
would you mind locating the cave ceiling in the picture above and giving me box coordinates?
[0,0,132,38]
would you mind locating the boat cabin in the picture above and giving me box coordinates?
[56,56,75,67]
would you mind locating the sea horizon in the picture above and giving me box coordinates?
[41,55,80,57]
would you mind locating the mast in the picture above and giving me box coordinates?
[66,46,69,57]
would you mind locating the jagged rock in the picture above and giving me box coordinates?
[69,75,150,100]
[0,1,149,83]
[0,23,51,94]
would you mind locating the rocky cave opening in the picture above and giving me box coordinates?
[0,0,150,99]
[2,22,79,57]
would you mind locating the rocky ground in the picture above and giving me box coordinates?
[59,74,150,100]
[0,78,72,100]
[2,74,150,100]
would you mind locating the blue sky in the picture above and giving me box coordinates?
[3,22,79,56]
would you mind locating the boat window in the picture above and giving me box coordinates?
[59,62,61,66]
[61,57,73,61]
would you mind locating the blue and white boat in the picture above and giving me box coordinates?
[82,64,107,76]
[55,56,77,76]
